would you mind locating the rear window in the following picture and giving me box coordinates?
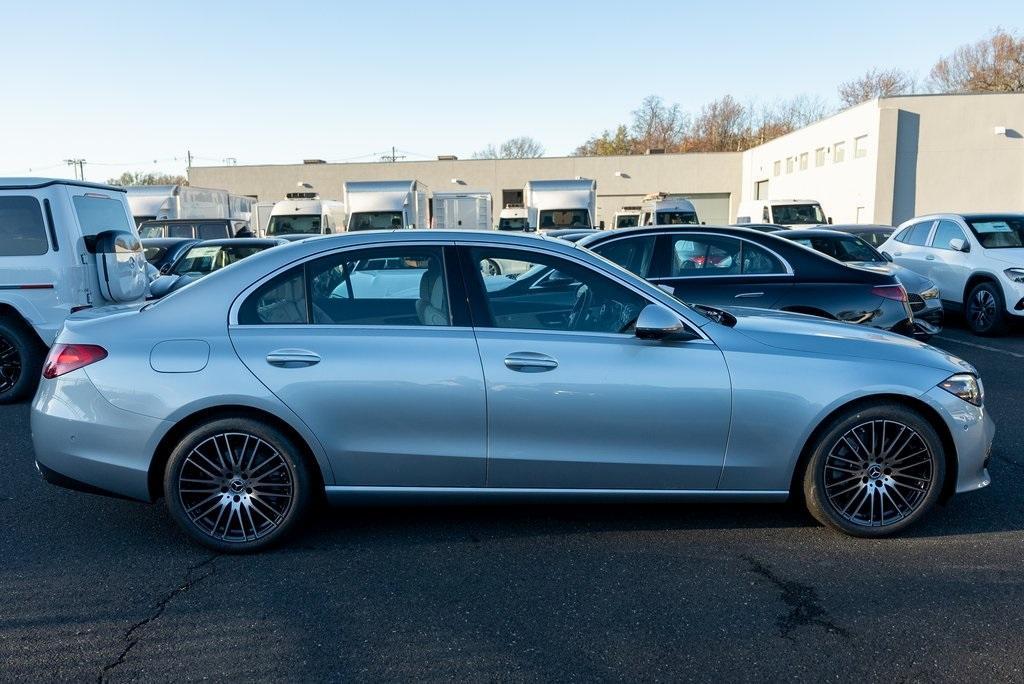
[0,196,48,256]
[72,195,133,236]
[197,223,228,239]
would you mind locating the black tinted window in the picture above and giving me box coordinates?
[467,247,647,334]
[591,236,656,277]
[197,223,228,239]
[665,235,742,276]
[168,224,196,239]
[307,246,449,326]
[741,242,788,274]
[238,267,307,325]
[0,196,48,256]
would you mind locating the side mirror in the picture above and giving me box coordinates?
[949,238,968,252]
[826,217,833,224]
[881,252,894,263]
[635,304,693,340]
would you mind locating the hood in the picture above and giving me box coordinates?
[982,247,1024,266]
[722,306,972,374]
[849,261,933,293]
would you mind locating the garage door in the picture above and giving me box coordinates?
[667,193,731,225]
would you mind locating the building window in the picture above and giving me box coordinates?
[815,147,826,166]
[799,152,808,171]
[754,180,769,200]
[833,141,846,163]
[854,135,868,158]
[785,157,794,174]
[773,160,781,177]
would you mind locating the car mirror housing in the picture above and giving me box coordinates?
[949,238,968,252]
[635,304,693,340]
[882,252,894,263]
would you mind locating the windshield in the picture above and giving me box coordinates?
[143,246,166,264]
[172,245,267,276]
[656,210,698,225]
[966,216,1024,249]
[349,211,404,231]
[267,214,321,235]
[615,214,639,228]
[791,235,882,262]
[498,217,529,230]
[772,204,825,225]
[538,209,590,229]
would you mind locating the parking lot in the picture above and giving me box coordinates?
[0,320,1021,682]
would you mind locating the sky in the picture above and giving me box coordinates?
[1,0,1020,182]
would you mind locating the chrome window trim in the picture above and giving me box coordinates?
[586,231,796,277]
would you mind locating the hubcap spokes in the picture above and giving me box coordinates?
[179,432,294,542]
[0,336,21,394]
[969,291,995,328]
[824,420,933,527]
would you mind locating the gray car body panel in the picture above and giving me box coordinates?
[31,230,992,504]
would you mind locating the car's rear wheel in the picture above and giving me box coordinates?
[164,418,314,552]
[803,403,945,537]
[965,281,1007,336]
[0,319,44,405]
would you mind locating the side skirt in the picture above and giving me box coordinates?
[324,486,789,506]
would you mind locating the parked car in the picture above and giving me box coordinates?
[32,230,991,551]
[577,226,916,336]
[775,229,942,339]
[543,228,601,241]
[142,238,199,273]
[0,178,149,403]
[879,213,1024,335]
[830,224,895,248]
[139,218,253,240]
[148,238,287,298]
[730,223,790,233]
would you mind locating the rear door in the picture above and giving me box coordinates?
[888,220,935,275]
[230,243,487,487]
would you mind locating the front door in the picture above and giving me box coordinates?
[460,244,732,490]
[925,219,974,306]
[230,243,487,487]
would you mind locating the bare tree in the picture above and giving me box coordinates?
[107,171,188,186]
[929,28,1024,93]
[472,136,545,159]
[629,95,689,152]
[838,68,915,107]
[682,95,749,152]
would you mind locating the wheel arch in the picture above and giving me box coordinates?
[789,393,958,504]
[0,303,47,348]
[147,404,327,502]
[962,272,1002,306]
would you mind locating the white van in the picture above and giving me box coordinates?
[265,193,347,237]
[613,206,641,229]
[0,178,148,402]
[497,204,529,231]
[639,193,700,226]
[736,199,829,227]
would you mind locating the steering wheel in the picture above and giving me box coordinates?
[566,284,592,331]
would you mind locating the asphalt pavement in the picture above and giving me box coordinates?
[2,320,1022,682]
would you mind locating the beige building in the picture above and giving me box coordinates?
[190,93,1024,229]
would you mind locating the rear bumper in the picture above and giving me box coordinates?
[31,371,169,502]
[911,299,944,340]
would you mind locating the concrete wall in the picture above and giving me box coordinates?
[189,152,743,229]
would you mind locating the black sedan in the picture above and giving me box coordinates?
[829,224,895,248]
[148,238,287,298]
[576,226,915,336]
[774,229,942,339]
[142,238,199,273]
[730,223,791,233]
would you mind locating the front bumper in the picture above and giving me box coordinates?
[31,371,169,502]
[922,385,994,495]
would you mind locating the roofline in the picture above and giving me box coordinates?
[0,178,125,193]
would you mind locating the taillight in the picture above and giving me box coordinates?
[42,344,108,379]
[872,284,908,302]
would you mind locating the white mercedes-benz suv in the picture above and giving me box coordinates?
[879,213,1024,335]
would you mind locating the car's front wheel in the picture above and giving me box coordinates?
[803,403,945,537]
[965,281,1007,336]
[164,418,314,552]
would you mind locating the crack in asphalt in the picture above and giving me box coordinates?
[741,556,850,641]
[97,554,219,682]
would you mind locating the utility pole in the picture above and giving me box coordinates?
[187,150,193,168]
[380,146,406,163]
[64,159,86,180]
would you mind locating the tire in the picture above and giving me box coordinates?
[0,318,44,405]
[164,418,314,552]
[802,402,945,538]
[964,281,1007,336]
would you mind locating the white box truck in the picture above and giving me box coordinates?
[126,185,228,225]
[344,180,429,231]
[432,191,492,230]
[266,193,346,237]
[524,179,596,231]
[497,204,529,231]
[613,206,641,229]
[735,199,829,227]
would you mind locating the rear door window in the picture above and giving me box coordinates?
[898,221,933,246]
[591,236,656,277]
[168,224,196,238]
[197,223,228,239]
[0,196,48,256]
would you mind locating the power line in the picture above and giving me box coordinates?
[379,146,407,163]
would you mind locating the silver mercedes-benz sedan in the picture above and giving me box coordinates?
[31,230,993,551]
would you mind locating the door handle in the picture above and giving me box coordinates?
[925,255,935,261]
[266,349,321,368]
[734,292,764,298]
[504,352,558,372]
[893,252,902,256]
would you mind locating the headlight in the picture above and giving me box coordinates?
[939,373,983,406]
[1004,268,1024,284]
[920,285,939,300]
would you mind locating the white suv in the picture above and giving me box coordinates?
[879,213,1024,335]
[0,178,148,402]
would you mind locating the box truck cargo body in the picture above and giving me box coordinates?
[432,191,492,230]
[524,179,596,230]
[344,180,429,231]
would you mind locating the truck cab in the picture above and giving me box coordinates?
[639,193,700,226]
[344,181,429,231]
[266,193,347,237]
[497,204,530,231]
[736,199,829,227]
[0,178,149,402]
[613,206,641,229]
